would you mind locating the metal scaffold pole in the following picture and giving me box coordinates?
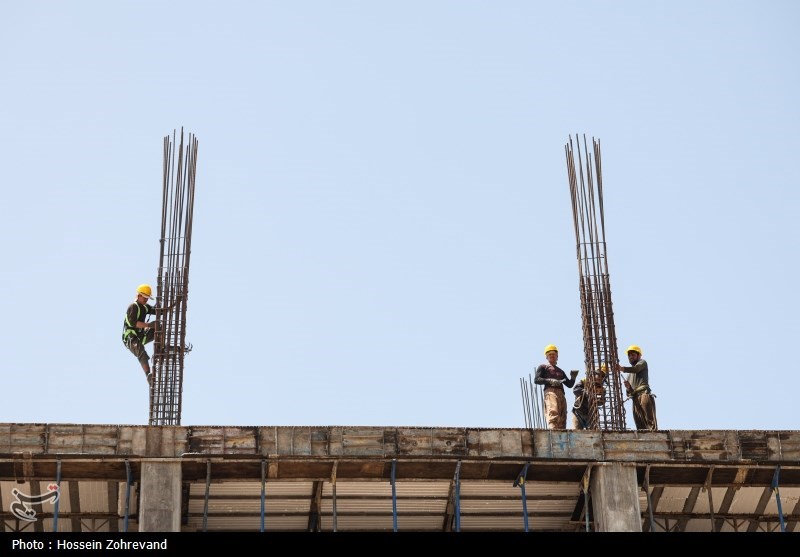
[149,127,198,426]
[565,134,626,431]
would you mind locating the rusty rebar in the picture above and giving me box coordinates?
[150,128,198,426]
[565,135,626,431]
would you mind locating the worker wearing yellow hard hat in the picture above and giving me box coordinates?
[534,344,579,430]
[572,365,607,430]
[122,284,159,384]
[136,284,153,299]
[618,344,658,431]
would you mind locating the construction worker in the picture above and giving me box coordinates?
[618,345,658,431]
[534,345,579,429]
[121,284,160,384]
[572,367,607,430]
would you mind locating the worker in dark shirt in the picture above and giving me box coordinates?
[618,344,658,430]
[572,367,606,430]
[121,284,161,384]
[534,344,579,429]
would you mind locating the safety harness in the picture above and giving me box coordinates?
[122,303,149,342]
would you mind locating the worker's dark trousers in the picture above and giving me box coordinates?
[124,329,155,364]
[632,392,657,430]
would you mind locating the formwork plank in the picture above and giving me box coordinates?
[669,431,738,462]
[736,431,769,461]
[47,425,120,455]
[340,428,387,457]
[768,432,800,462]
[187,427,226,454]
[603,431,671,461]
[397,428,467,456]
[566,431,604,460]
[255,427,329,457]
[275,427,312,456]
[186,426,257,455]
[499,430,526,457]
[221,426,258,454]
[532,431,574,459]
[466,429,502,457]
[1,424,47,453]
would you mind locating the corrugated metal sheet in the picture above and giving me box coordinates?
[460,498,574,514]
[1,473,796,532]
[185,515,308,531]
[319,499,446,513]
[763,487,800,515]
[460,515,567,531]
[691,487,731,513]
[320,516,441,531]
[73,481,111,514]
[65,518,127,533]
[189,481,313,497]
[187,498,312,513]
[323,480,450,497]
[654,486,694,512]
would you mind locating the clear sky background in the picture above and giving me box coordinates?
[1,2,797,431]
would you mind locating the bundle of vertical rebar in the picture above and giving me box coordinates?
[520,374,546,430]
[150,128,198,426]
[565,135,627,431]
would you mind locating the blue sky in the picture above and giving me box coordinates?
[1,2,797,431]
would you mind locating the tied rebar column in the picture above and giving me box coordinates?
[150,128,198,425]
[565,135,626,431]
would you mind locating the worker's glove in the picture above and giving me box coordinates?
[570,370,579,379]
[547,379,562,388]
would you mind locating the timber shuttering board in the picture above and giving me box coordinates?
[1,425,799,533]
[0,424,47,454]
[669,430,741,461]
[1,425,799,465]
[776,431,800,461]
[602,431,672,461]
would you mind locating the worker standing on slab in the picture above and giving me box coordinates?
[572,366,607,430]
[534,345,579,429]
[618,344,658,430]
[121,284,160,384]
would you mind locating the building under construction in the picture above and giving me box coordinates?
[1,134,797,535]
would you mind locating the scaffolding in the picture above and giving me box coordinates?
[149,128,198,426]
[565,135,626,431]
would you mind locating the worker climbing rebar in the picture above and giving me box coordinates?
[121,284,167,384]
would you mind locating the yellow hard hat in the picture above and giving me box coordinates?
[137,284,153,299]
[626,345,642,356]
[588,369,605,382]
[544,344,558,355]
